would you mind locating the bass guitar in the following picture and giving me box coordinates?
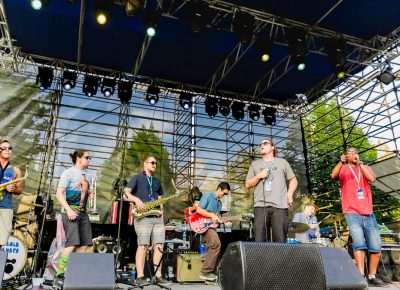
[189,212,253,234]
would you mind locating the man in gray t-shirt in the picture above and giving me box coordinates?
[245,138,298,242]
[292,203,320,242]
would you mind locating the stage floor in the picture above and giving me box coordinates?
[14,281,400,289]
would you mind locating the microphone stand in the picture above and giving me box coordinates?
[114,179,126,270]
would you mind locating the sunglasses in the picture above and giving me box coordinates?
[347,150,358,155]
[147,161,157,165]
[260,141,271,146]
[82,156,91,160]
[0,146,13,151]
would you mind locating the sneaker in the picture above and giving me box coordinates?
[199,272,217,281]
[155,276,173,286]
[134,276,147,286]
[53,274,64,289]
[367,277,389,288]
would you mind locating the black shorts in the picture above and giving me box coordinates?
[62,212,92,247]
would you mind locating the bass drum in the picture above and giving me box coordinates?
[1,236,27,280]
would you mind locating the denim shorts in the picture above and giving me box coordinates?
[345,213,381,253]
[134,216,165,246]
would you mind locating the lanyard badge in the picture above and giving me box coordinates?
[347,165,364,200]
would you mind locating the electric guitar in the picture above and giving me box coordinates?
[189,212,253,234]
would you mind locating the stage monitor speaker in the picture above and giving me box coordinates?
[218,242,368,290]
[174,252,203,282]
[63,253,115,290]
[0,251,7,286]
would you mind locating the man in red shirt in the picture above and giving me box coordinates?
[331,148,388,287]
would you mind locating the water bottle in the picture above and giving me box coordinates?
[199,244,206,261]
[130,266,136,282]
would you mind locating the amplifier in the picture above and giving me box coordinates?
[174,251,203,282]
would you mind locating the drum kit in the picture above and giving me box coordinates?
[1,193,43,282]
[288,212,349,248]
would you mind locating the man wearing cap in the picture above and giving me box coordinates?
[245,138,298,243]
[331,147,388,287]
[292,203,321,242]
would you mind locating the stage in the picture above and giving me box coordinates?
[13,281,400,290]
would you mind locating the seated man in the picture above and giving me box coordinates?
[292,203,320,242]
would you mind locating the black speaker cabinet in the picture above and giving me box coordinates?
[218,242,368,290]
[63,253,115,290]
[0,251,7,286]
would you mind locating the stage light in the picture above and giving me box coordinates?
[262,107,277,126]
[101,78,116,97]
[205,97,218,118]
[62,71,77,91]
[254,36,272,62]
[146,85,160,105]
[231,101,245,121]
[82,75,99,97]
[188,0,208,33]
[287,29,308,71]
[143,9,161,37]
[36,67,53,91]
[232,12,255,43]
[118,81,133,104]
[327,39,346,79]
[218,99,231,117]
[94,0,113,25]
[30,0,47,10]
[378,66,395,85]
[248,104,260,121]
[125,0,142,17]
[179,92,193,110]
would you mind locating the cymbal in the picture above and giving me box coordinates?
[321,213,344,224]
[289,222,310,233]
[20,201,44,208]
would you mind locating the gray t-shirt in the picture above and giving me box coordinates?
[246,157,295,208]
[292,212,319,241]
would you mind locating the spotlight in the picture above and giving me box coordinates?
[248,104,260,121]
[143,9,161,37]
[232,12,255,43]
[101,78,116,97]
[378,66,395,85]
[287,28,307,71]
[254,36,272,62]
[118,81,133,104]
[205,97,218,118]
[82,75,99,97]
[218,99,231,117]
[146,85,160,105]
[179,92,193,110]
[262,107,277,126]
[36,67,53,91]
[62,70,77,91]
[327,39,346,79]
[125,0,142,17]
[231,101,245,121]
[30,0,47,10]
[187,0,209,33]
[94,0,113,25]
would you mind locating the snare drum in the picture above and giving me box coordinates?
[311,237,331,247]
[1,236,27,280]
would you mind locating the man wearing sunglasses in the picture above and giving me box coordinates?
[123,156,172,287]
[331,148,388,287]
[245,138,298,243]
[0,140,22,250]
[54,149,92,282]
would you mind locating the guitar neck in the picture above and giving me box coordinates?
[221,215,243,222]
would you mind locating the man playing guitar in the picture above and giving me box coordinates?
[196,182,231,282]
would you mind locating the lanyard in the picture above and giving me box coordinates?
[0,161,10,183]
[347,164,362,189]
[263,158,275,181]
[147,175,154,200]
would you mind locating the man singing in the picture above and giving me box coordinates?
[331,147,388,287]
[245,138,297,242]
